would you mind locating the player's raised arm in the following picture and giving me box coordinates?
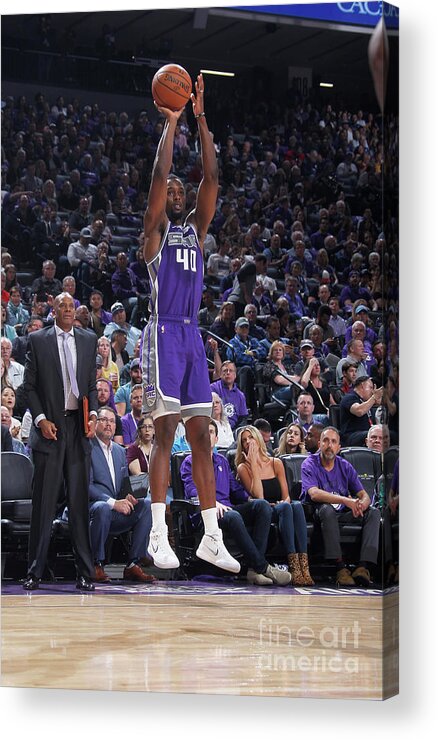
[143,105,185,262]
[190,74,219,244]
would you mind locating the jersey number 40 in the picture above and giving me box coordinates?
[176,248,197,272]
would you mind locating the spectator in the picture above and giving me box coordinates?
[30,260,63,298]
[111,251,140,323]
[299,357,335,416]
[88,405,155,584]
[263,341,299,407]
[96,378,124,445]
[121,384,143,446]
[301,426,380,587]
[68,195,92,232]
[365,424,390,454]
[339,375,384,446]
[89,289,112,338]
[181,419,291,587]
[275,423,307,456]
[226,316,262,369]
[304,422,324,453]
[8,286,29,328]
[253,418,275,455]
[281,276,306,319]
[339,270,373,310]
[211,392,234,449]
[296,391,328,431]
[114,358,142,416]
[236,426,314,586]
[243,303,266,341]
[210,360,248,431]
[335,339,369,386]
[127,415,154,475]
[1,304,17,341]
[11,316,44,366]
[1,337,24,390]
[97,335,119,391]
[110,328,130,372]
[104,303,141,357]
[328,295,347,342]
[67,226,98,269]
[339,360,358,397]
[198,287,220,329]
[209,301,236,344]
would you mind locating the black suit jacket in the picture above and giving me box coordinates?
[24,325,98,454]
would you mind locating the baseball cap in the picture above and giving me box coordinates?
[356,305,369,313]
[300,339,314,349]
[111,301,124,314]
[235,317,249,328]
[80,227,92,238]
[130,358,141,369]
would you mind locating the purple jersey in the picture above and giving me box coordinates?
[142,219,212,420]
[147,221,204,320]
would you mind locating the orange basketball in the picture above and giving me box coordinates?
[152,64,192,111]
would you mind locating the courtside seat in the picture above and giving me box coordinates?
[1,452,34,577]
[280,454,316,547]
[339,446,382,500]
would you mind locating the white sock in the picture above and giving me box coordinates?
[151,503,166,530]
[201,507,220,536]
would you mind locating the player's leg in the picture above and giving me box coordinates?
[185,415,240,574]
[147,410,180,569]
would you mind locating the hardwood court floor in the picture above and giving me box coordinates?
[1,583,398,700]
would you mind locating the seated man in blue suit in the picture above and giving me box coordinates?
[90,405,155,584]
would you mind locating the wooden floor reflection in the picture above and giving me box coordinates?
[1,589,398,699]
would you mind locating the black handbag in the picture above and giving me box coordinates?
[121,473,150,498]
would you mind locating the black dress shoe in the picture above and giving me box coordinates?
[76,576,95,591]
[22,574,41,590]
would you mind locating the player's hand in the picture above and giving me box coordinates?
[190,73,205,117]
[154,102,186,121]
[39,419,58,441]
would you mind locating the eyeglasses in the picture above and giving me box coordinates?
[97,417,116,424]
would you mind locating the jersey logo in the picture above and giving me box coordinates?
[168,232,183,246]
[223,402,236,418]
[144,383,156,407]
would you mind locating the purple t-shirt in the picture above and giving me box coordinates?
[300,452,363,510]
[121,412,138,446]
[210,379,248,429]
[181,452,248,507]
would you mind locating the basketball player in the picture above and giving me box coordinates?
[141,73,240,573]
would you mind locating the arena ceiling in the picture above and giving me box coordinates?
[2,6,384,98]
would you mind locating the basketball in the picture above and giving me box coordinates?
[152,64,192,111]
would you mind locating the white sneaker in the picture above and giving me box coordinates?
[147,527,180,569]
[196,531,241,573]
[264,564,292,586]
[247,568,274,586]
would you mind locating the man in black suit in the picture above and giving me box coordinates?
[23,292,98,590]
